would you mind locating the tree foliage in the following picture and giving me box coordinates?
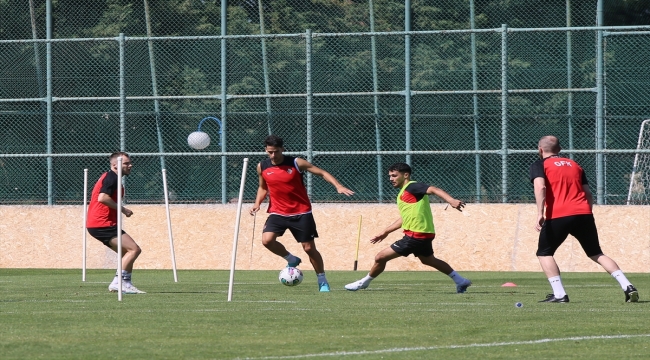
[1,0,649,203]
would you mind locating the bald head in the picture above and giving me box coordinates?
[538,136,561,157]
[109,152,132,175]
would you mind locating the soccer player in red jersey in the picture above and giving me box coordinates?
[530,136,638,303]
[86,152,145,294]
[250,135,354,292]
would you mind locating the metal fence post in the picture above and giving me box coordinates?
[369,0,383,202]
[29,0,46,116]
[404,0,412,166]
[306,29,313,197]
[566,0,574,160]
[46,0,53,205]
[119,33,126,152]
[144,0,166,170]
[595,0,605,204]
[221,0,228,204]
[258,0,273,135]
[470,0,481,203]
[501,24,508,203]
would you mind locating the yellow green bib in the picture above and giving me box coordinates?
[396,180,436,234]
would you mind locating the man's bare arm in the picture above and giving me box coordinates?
[427,186,465,211]
[250,163,268,215]
[98,193,132,217]
[533,177,546,231]
[296,158,354,196]
[370,218,403,244]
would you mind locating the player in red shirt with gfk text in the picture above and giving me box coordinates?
[530,136,638,303]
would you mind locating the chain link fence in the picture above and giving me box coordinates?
[1,1,650,205]
[0,0,608,40]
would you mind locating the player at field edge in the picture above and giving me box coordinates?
[530,135,638,303]
[345,162,472,293]
[250,135,355,292]
[86,152,145,294]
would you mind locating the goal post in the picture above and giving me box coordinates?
[627,119,650,205]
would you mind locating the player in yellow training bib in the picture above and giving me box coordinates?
[345,162,472,293]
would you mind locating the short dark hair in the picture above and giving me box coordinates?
[264,135,284,148]
[109,152,130,162]
[388,162,412,175]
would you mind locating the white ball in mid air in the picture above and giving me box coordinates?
[187,131,211,150]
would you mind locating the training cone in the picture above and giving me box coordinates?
[501,282,517,287]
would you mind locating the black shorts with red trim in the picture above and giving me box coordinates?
[390,235,435,257]
[536,214,603,257]
[263,213,319,243]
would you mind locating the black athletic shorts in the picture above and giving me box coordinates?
[87,226,126,248]
[263,213,319,243]
[536,214,603,257]
[390,235,435,257]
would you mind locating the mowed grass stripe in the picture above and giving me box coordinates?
[0,269,647,359]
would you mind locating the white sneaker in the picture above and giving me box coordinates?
[345,280,369,291]
[108,277,119,292]
[109,280,146,294]
[122,281,146,294]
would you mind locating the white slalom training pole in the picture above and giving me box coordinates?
[82,169,88,282]
[627,119,649,205]
[117,157,123,301]
[228,158,249,302]
[161,169,178,282]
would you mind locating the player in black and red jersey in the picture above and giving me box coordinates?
[250,135,354,292]
[87,152,145,294]
[530,136,638,303]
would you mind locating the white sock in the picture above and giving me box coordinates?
[611,270,632,290]
[361,274,374,284]
[548,276,566,298]
[112,270,128,278]
[317,273,328,284]
[282,253,298,263]
[122,270,131,281]
[448,271,467,286]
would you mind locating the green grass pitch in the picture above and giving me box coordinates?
[1,269,648,359]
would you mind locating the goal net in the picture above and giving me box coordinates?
[627,119,650,205]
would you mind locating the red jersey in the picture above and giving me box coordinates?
[86,171,124,228]
[529,155,591,219]
[261,156,312,216]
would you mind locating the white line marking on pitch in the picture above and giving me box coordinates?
[210,282,278,285]
[420,302,496,306]
[235,334,650,360]
[240,300,297,303]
